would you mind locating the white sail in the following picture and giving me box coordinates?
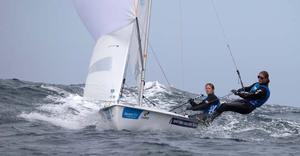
[84,23,134,101]
[73,0,137,40]
[126,24,142,87]
[73,0,151,102]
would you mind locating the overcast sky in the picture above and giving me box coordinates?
[0,0,299,107]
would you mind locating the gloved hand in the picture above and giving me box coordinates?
[231,89,238,95]
[188,98,194,104]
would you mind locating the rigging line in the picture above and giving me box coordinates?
[179,0,185,90]
[210,0,245,89]
[122,83,157,107]
[142,95,157,106]
[149,44,172,87]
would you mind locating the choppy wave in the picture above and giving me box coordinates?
[1,79,300,141]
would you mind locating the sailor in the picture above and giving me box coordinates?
[186,83,220,121]
[212,71,271,119]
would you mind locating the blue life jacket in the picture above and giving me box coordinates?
[203,98,220,115]
[248,83,270,108]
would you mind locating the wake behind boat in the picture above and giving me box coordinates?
[73,0,201,131]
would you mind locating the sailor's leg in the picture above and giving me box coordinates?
[208,100,255,122]
[217,100,255,114]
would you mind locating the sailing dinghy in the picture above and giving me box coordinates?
[73,0,198,131]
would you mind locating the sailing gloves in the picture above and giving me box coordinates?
[231,89,250,97]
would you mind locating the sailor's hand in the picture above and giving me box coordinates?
[231,89,238,95]
[188,98,194,104]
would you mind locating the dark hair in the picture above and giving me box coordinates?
[205,83,215,90]
[259,71,270,84]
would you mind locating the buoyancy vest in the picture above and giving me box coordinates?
[248,83,270,108]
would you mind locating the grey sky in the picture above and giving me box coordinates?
[0,0,299,106]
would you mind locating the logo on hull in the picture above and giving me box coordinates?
[141,111,150,120]
[122,107,143,119]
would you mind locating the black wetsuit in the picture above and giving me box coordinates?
[187,93,220,122]
[189,93,219,111]
[215,82,270,115]
[187,94,220,124]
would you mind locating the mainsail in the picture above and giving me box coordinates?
[73,0,151,103]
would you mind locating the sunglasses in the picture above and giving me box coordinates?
[258,75,266,80]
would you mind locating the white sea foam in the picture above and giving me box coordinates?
[19,82,169,130]
[20,94,105,129]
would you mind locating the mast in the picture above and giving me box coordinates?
[138,0,152,106]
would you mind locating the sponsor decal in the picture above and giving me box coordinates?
[170,117,198,128]
[109,89,115,99]
[122,107,143,119]
[141,111,150,120]
[108,44,120,48]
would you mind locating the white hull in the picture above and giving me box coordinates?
[99,103,199,131]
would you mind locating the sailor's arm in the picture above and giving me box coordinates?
[190,100,211,111]
[188,99,199,107]
[190,95,218,111]
[237,83,256,92]
[237,88,267,100]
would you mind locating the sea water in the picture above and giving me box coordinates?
[0,79,299,156]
